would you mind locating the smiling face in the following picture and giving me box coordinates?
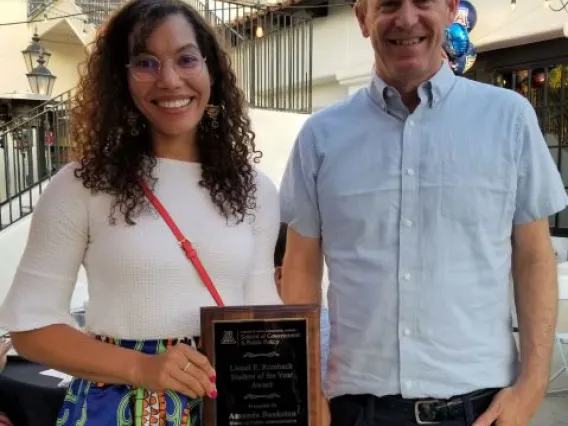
[127,13,211,143]
[356,0,457,90]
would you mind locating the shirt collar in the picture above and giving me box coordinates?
[368,61,456,110]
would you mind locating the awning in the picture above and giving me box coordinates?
[470,0,568,52]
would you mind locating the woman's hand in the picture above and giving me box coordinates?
[0,338,12,373]
[132,343,217,399]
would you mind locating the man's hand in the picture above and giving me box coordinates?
[475,218,557,426]
[472,381,545,426]
[0,337,12,372]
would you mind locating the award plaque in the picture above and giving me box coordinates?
[200,305,322,426]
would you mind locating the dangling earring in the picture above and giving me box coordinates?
[104,126,124,151]
[205,104,220,129]
[126,110,140,136]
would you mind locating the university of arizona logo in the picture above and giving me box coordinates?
[221,330,237,344]
[454,9,469,29]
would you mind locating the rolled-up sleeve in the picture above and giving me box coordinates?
[0,163,89,332]
[279,122,321,239]
[513,97,568,224]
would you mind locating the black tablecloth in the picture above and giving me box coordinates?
[0,357,66,426]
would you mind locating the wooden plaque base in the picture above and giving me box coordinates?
[200,305,322,426]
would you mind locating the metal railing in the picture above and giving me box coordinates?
[28,0,53,16]
[189,0,313,112]
[74,0,122,26]
[0,89,75,133]
[0,96,73,230]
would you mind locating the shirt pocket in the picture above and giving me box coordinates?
[440,156,515,230]
[319,182,400,242]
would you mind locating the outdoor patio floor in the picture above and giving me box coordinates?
[533,392,568,425]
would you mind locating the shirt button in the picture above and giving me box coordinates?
[403,328,412,336]
[405,380,413,389]
[404,219,413,227]
[406,168,415,176]
[403,273,411,280]
[408,119,414,127]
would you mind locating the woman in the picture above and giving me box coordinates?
[0,0,281,424]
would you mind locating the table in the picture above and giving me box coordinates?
[0,357,67,426]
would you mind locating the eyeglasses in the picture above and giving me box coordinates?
[126,53,207,82]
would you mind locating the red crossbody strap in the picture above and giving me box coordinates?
[140,180,225,307]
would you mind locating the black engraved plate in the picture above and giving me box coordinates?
[213,319,308,426]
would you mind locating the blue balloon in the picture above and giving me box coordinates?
[450,43,477,75]
[443,23,470,59]
[455,0,478,32]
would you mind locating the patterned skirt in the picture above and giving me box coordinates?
[56,336,202,426]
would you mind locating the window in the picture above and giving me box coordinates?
[493,65,568,236]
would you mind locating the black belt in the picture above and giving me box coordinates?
[375,388,499,424]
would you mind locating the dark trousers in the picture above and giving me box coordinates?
[330,388,499,426]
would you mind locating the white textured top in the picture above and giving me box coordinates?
[0,158,282,340]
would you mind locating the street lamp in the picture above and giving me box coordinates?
[26,50,57,97]
[21,29,51,73]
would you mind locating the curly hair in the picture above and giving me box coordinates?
[71,0,261,225]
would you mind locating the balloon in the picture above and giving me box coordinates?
[443,23,470,59]
[454,0,478,32]
[450,43,477,75]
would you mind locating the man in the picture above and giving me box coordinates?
[278,0,568,425]
[274,223,331,385]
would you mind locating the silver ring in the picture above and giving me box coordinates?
[183,361,191,372]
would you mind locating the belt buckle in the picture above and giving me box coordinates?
[414,400,442,425]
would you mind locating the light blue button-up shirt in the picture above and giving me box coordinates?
[280,63,568,399]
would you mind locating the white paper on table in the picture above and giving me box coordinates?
[39,369,73,381]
